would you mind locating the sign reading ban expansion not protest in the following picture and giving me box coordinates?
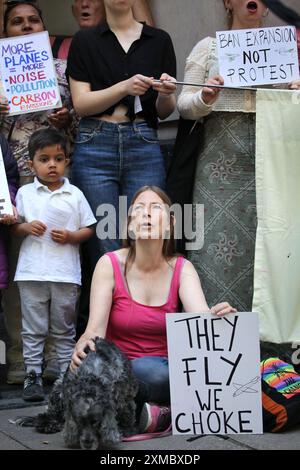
[0,31,62,116]
[166,312,263,435]
[216,26,299,86]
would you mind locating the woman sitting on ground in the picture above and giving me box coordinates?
[71,186,236,434]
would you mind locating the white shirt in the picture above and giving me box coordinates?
[14,178,96,285]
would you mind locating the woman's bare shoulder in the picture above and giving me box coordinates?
[180,258,198,277]
[167,255,185,269]
[113,248,129,261]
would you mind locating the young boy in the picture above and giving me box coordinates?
[12,128,96,402]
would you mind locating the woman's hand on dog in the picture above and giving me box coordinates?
[70,337,96,371]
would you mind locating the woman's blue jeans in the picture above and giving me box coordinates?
[131,356,170,419]
[71,118,166,271]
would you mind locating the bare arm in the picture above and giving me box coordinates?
[179,260,209,312]
[70,75,153,117]
[132,0,155,26]
[11,220,46,238]
[70,255,114,369]
[179,260,237,316]
[177,38,223,120]
[50,226,94,245]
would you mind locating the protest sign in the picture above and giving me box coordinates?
[0,147,13,216]
[0,31,62,116]
[216,26,299,86]
[166,312,262,435]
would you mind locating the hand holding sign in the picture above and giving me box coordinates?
[47,106,70,129]
[289,79,300,89]
[211,302,237,316]
[0,95,10,114]
[0,205,18,225]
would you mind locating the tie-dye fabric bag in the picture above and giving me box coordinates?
[261,357,300,432]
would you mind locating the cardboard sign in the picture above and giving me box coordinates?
[0,147,13,216]
[166,312,263,435]
[216,26,299,86]
[0,31,62,116]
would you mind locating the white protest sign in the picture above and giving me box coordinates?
[216,26,299,86]
[0,31,62,116]
[0,147,13,216]
[166,312,263,435]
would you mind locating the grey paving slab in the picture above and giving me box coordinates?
[229,428,300,451]
[0,406,245,451]
[0,431,28,450]
[1,405,300,451]
[115,435,246,451]
[0,406,69,451]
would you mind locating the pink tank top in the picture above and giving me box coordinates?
[105,252,185,360]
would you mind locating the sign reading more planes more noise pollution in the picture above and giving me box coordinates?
[0,31,62,116]
[216,25,300,86]
[166,312,263,435]
[0,147,13,217]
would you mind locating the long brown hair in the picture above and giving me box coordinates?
[123,186,176,273]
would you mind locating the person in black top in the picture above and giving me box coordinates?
[67,0,176,272]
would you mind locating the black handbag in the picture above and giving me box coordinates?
[166,117,203,253]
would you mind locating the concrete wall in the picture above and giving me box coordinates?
[39,0,300,83]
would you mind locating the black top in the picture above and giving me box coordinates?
[66,22,176,128]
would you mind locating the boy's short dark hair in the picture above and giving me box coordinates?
[28,127,68,161]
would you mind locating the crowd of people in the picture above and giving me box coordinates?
[1,0,299,435]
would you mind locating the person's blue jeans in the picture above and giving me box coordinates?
[131,356,170,419]
[71,118,166,271]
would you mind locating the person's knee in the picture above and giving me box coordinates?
[131,356,170,401]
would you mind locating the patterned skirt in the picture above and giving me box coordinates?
[188,112,257,311]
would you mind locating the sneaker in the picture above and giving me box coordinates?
[42,360,60,383]
[7,362,26,385]
[23,370,45,402]
[139,403,171,434]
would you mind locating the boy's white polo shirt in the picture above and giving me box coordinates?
[14,177,96,285]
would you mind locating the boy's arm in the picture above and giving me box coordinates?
[11,220,47,238]
[50,226,94,245]
[51,189,97,245]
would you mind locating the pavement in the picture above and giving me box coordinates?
[1,398,300,451]
[1,313,300,453]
